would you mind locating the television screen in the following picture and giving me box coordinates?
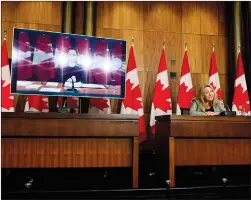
[11,28,126,98]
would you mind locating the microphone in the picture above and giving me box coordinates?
[66,77,78,92]
[224,103,230,111]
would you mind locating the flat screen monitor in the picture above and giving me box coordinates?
[11,28,127,99]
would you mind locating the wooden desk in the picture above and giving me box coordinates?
[1,113,139,188]
[155,115,251,187]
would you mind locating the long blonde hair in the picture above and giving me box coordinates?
[196,84,217,111]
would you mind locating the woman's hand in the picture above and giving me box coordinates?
[205,111,217,116]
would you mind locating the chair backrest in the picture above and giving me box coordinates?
[180,108,190,115]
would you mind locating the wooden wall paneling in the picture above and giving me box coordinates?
[103,2,143,30]
[143,31,164,72]
[200,35,219,74]
[218,2,227,37]
[15,23,39,30]
[1,2,18,22]
[38,2,62,26]
[219,74,228,103]
[95,2,104,31]
[182,2,201,34]
[143,2,182,32]
[1,22,16,58]
[122,30,144,71]
[191,73,209,96]
[95,28,123,40]
[143,71,157,113]
[182,34,202,73]
[163,32,182,73]
[16,2,40,23]
[75,1,85,35]
[200,2,219,36]
[38,24,61,32]
[218,36,228,74]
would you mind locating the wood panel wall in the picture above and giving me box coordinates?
[95,2,229,122]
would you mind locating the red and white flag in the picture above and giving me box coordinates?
[89,98,111,114]
[150,47,172,134]
[1,39,14,112]
[176,49,195,115]
[232,52,250,115]
[209,50,223,101]
[57,96,79,113]
[24,95,49,112]
[120,45,146,142]
[16,32,32,80]
[32,34,55,81]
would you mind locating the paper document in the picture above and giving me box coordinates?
[46,82,58,87]
[17,81,33,87]
[25,84,42,89]
[40,88,61,92]
[81,84,106,89]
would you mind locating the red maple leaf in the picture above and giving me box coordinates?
[153,80,171,112]
[90,98,109,111]
[177,83,195,108]
[67,97,79,109]
[233,84,250,112]
[28,96,48,111]
[123,80,143,111]
[1,80,14,110]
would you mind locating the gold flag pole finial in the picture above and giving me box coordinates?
[238,44,241,52]
[163,39,166,49]
[213,43,215,52]
[185,42,188,51]
[4,30,7,40]
[132,37,134,46]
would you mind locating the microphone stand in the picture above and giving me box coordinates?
[66,77,78,92]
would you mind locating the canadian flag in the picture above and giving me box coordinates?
[1,39,14,112]
[176,49,195,115]
[57,96,79,113]
[24,95,49,112]
[209,50,223,101]
[89,98,111,114]
[16,31,32,80]
[150,47,172,134]
[120,45,146,142]
[232,52,250,115]
[32,34,55,81]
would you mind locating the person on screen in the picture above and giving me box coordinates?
[189,84,226,116]
[54,49,88,85]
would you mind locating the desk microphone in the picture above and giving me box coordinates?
[66,77,78,92]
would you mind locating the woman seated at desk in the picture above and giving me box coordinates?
[189,84,226,116]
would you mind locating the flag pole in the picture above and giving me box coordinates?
[4,29,7,40]
[238,44,241,53]
[185,41,188,51]
[132,37,134,47]
[213,43,215,52]
[163,39,166,49]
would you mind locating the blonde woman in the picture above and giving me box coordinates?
[189,84,226,116]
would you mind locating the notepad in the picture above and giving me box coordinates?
[25,84,42,89]
[40,88,61,92]
[46,82,58,87]
[17,81,33,87]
